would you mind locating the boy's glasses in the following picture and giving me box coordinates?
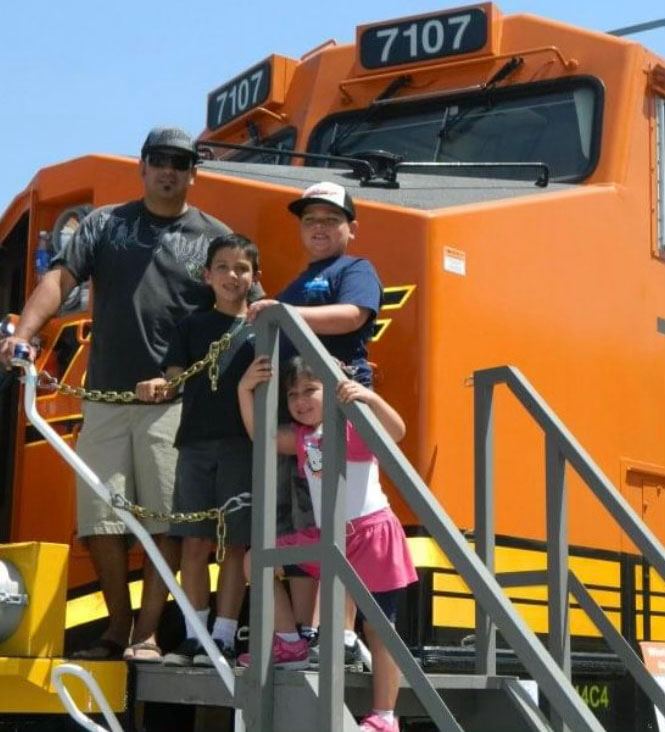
[301,214,346,228]
[147,151,193,171]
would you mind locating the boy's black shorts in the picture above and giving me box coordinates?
[170,437,252,545]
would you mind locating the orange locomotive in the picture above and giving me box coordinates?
[1,4,664,728]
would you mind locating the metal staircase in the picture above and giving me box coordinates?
[13,304,665,732]
[134,665,546,732]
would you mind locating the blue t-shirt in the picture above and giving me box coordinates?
[278,255,382,385]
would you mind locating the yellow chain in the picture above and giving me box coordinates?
[112,495,229,563]
[41,325,241,403]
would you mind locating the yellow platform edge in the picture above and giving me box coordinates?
[0,657,127,714]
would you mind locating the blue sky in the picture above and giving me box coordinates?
[1,1,663,215]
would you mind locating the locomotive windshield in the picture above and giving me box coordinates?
[308,76,602,182]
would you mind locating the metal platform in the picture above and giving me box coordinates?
[134,665,547,732]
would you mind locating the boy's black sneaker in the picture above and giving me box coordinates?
[298,627,320,669]
[163,638,203,667]
[193,638,236,667]
[305,637,363,671]
[345,640,363,672]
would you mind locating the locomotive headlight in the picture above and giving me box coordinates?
[0,559,28,642]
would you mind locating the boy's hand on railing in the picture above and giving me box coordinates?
[246,298,279,323]
[135,377,172,403]
[239,356,273,392]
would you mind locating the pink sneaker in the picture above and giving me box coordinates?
[359,714,399,732]
[237,635,309,670]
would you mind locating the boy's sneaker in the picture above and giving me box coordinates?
[345,640,363,672]
[163,638,203,667]
[237,635,309,670]
[307,638,362,670]
[359,714,399,732]
[298,627,320,669]
[193,638,236,667]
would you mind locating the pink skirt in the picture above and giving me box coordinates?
[276,508,417,593]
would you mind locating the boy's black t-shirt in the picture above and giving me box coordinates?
[162,310,255,447]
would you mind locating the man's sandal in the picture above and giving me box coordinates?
[72,638,125,660]
[123,641,163,663]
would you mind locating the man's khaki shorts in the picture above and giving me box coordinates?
[75,401,181,538]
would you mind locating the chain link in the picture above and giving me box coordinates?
[31,321,251,557]
[110,492,251,563]
[37,321,246,403]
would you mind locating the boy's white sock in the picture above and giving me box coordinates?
[344,629,358,646]
[212,616,238,648]
[185,608,210,640]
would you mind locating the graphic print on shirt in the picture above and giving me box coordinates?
[165,231,208,280]
[303,276,331,297]
[304,429,323,476]
[99,211,208,279]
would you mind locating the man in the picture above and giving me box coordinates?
[0,127,234,660]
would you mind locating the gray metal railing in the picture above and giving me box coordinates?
[474,365,665,732]
[12,356,236,730]
[245,305,607,732]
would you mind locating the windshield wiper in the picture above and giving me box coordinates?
[327,75,412,156]
[245,120,261,147]
[485,55,524,87]
[437,56,524,142]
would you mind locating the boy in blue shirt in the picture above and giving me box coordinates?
[248,182,382,662]
[249,181,382,386]
[136,233,260,666]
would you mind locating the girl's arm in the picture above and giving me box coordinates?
[336,380,406,442]
[238,357,296,454]
[135,366,183,402]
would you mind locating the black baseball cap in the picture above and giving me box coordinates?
[288,181,356,221]
[141,127,198,160]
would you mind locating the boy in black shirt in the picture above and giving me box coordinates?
[136,233,260,666]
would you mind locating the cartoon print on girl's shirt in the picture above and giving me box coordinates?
[304,427,323,476]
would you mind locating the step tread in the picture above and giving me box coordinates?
[134,663,519,706]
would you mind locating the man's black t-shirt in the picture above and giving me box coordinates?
[162,310,255,447]
[51,200,233,392]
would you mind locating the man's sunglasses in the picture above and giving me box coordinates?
[146,151,194,171]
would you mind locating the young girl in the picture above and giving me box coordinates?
[237,355,417,732]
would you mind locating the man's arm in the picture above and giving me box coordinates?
[0,266,77,366]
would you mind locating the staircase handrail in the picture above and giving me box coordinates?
[246,306,605,732]
[12,356,236,723]
[474,365,665,730]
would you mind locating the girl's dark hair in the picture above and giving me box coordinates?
[205,232,260,271]
[281,356,319,392]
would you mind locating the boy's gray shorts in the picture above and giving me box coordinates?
[171,437,252,545]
